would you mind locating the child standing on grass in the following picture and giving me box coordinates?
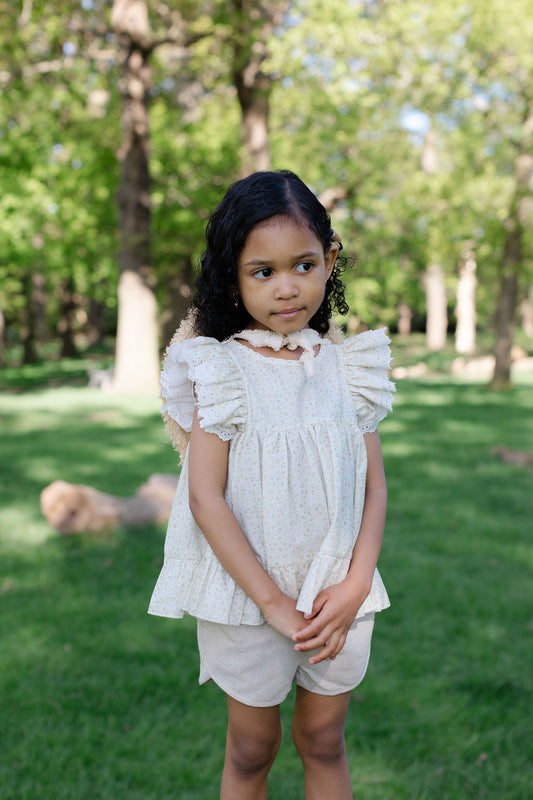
[149,170,394,800]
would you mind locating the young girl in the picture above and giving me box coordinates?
[149,170,394,800]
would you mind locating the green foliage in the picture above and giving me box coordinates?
[0,0,532,352]
[0,1,120,345]
[149,76,241,287]
[267,0,533,330]
[1,374,532,798]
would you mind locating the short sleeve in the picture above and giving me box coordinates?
[160,337,246,445]
[342,328,395,434]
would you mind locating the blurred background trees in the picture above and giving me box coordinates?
[1,0,531,389]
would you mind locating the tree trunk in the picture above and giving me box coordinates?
[455,249,477,354]
[21,270,37,364]
[490,100,533,389]
[0,304,4,367]
[397,303,412,336]
[231,0,289,177]
[161,256,195,346]
[57,273,78,358]
[421,126,447,351]
[33,272,47,344]
[491,242,520,390]
[521,295,533,338]
[424,263,447,351]
[110,0,160,394]
[233,48,271,176]
[87,296,107,347]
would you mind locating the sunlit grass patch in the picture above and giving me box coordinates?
[1,376,532,799]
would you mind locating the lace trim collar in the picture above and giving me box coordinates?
[232,327,324,378]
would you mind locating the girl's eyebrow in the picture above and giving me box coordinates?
[243,250,320,267]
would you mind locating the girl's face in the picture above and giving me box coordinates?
[237,216,337,334]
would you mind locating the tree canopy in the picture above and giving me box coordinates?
[1,0,531,385]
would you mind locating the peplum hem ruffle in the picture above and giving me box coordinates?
[148,554,263,624]
[295,550,390,618]
[148,551,390,625]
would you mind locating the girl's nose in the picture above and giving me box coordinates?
[274,274,299,299]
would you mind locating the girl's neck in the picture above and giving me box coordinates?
[236,339,307,361]
[233,327,323,367]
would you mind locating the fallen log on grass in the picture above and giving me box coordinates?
[491,446,533,468]
[40,473,179,534]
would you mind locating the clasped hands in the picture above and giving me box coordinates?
[264,580,368,665]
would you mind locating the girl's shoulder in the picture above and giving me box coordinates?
[338,328,395,434]
[164,309,233,364]
[340,327,392,368]
[161,332,244,458]
[165,334,232,367]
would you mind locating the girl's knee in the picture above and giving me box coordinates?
[227,726,282,776]
[292,718,346,764]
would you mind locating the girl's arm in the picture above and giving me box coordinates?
[293,430,387,664]
[188,408,307,639]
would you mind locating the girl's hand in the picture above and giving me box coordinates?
[294,431,387,665]
[263,594,308,641]
[292,580,369,664]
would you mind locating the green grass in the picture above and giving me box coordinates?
[0,353,114,393]
[1,371,532,799]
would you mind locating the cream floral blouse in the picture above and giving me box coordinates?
[148,328,395,625]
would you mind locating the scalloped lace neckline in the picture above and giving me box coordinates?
[232,328,324,377]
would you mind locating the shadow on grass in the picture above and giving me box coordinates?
[0,354,114,393]
[2,528,227,799]
[357,379,533,798]
[0,387,227,798]
[0,389,178,503]
[1,379,532,799]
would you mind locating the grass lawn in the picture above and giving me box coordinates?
[1,362,532,799]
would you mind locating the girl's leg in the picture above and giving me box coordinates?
[291,687,353,800]
[221,694,282,800]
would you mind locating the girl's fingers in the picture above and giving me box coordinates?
[328,633,347,661]
[294,632,329,651]
[294,618,337,649]
[295,627,347,663]
[309,633,343,665]
[294,605,341,642]
[293,617,325,642]
[303,593,328,620]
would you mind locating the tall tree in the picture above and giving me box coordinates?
[455,248,477,355]
[228,0,289,176]
[3,0,532,365]
[110,0,213,392]
[442,0,533,385]
[490,99,533,388]
[421,128,448,351]
[110,0,159,393]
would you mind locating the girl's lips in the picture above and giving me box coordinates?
[274,308,302,318]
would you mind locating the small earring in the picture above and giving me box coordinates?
[331,230,343,250]
[233,293,240,308]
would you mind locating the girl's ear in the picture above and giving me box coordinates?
[324,243,339,279]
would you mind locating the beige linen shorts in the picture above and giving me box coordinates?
[197,613,375,707]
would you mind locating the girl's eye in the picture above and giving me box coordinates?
[295,262,313,273]
[253,268,272,279]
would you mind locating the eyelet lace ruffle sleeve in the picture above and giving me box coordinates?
[342,328,395,434]
[160,336,246,443]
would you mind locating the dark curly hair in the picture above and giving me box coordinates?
[193,170,351,340]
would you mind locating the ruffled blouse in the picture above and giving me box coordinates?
[149,328,395,625]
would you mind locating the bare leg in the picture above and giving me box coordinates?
[291,687,353,800]
[221,694,282,800]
